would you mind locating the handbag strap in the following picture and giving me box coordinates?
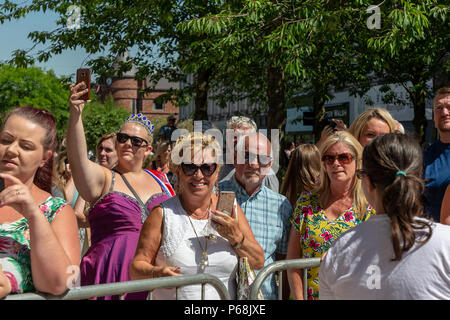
[114,170,149,215]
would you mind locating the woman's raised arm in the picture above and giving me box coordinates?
[67,82,110,203]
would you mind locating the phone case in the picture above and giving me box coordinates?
[0,178,5,192]
[216,191,236,215]
[76,68,91,101]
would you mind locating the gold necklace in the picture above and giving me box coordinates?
[187,214,209,268]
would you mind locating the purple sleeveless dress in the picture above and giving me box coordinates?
[80,171,172,300]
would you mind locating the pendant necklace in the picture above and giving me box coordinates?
[186,201,212,269]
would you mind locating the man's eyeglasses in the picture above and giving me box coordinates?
[180,163,217,177]
[116,132,148,147]
[239,151,272,167]
[321,153,354,165]
[356,169,367,179]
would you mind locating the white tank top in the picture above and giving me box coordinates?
[153,196,238,300]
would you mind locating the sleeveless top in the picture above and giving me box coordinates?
[153,196,238,300]
[0,196,67,293]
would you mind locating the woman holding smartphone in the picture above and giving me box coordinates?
[68,82,175,300]
[130,132,264,300]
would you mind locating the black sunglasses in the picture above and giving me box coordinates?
[116,132,148,147]
[240,151,272,167]
[321,153,354,165]
[180,163,217,177]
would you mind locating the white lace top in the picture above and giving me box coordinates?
[153,196,238,300]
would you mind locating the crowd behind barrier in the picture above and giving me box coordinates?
[1,87,449,300]
[4,258,320,300]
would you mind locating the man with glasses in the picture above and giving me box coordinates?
[423,86,450,222]
[218,132,292,300]
[219,116,280,192]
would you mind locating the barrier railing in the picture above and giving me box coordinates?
[5,273,231,300]
[249,258,321,300]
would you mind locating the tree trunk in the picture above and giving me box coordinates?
[313,84,328,142]
[411,81,428,146]
[193,68,212,120]
[267,65,286,134]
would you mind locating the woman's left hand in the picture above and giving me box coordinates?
[0,173,41,221]
[211,210,244,246]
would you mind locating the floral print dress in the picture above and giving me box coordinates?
[291,192,374,300]
[0,196,67,294]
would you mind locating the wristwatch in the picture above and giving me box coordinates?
[232,234,245,250]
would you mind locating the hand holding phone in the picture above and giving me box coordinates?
[327,118,337,129]
[0,177,5,193]
[216,191,236,216]
[211,191,236,231]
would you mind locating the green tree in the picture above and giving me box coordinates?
[364,1,449,144]
[81,95,130,154]
[0,0,229,120]
[0,64,70,139]
[181,1,374,140]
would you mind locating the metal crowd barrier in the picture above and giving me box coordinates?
[5,273,231,300]
[249,258,322,300]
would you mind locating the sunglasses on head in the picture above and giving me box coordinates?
[116,132,148,147]
[180,163,217,177]
[242,151,272,167]
[321,153,354,165]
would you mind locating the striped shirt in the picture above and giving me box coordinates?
[218,174,292,300]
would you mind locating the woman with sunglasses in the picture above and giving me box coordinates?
[68,82,175,300]
[320,133,450,299]
[286,131,374,300]
[130,132,264,300]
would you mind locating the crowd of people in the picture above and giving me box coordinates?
[0,84,449,300]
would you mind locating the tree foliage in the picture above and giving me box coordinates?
[0,64,70,139]
[81,95,130,154]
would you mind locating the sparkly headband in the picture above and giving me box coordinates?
[124,113,155,136]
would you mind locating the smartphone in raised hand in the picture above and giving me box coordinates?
[76,68,91,101]
[0,177,5,193]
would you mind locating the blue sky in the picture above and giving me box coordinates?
[0,9,102,80]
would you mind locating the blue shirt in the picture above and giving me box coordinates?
[218,174,292,300]
[423,140,450,221]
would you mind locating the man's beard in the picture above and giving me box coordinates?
[242,170,262,186]
[437,118,450,133]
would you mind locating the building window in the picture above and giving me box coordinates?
[131,99,136,113]
[154,101,164,110]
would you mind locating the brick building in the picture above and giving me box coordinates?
[98,50,179,120]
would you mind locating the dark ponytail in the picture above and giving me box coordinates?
[362,133,432,261]
[2,106,56,193]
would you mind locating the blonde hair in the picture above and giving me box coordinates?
[169,132,222,173]
[96,132,116,152]
[52,149,71,199]
[348,108,397,144]
[280,144,322,207]
[316,131,367,218]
